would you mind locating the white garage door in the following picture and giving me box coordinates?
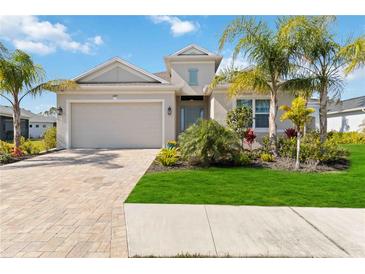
[71,102,163,148]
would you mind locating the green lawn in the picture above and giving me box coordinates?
[126,145,365,208]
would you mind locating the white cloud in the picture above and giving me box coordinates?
[346,67,365,81]
[13,40,55,55]
[0,16,103,55]
[150,16,199,36]
[93,35,104,46]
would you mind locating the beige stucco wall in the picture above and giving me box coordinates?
[56,90,176,149]
[210,91,301,134]
[170,62,215,95]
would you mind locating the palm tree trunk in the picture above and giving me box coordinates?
[319,86,328,144]
[269,90,278,155]
[295,131,301,170]
[13,99,21,149]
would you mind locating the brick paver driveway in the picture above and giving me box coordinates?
[0,149,158,258]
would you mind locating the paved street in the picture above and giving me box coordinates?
[125,204,365,257]
[0,149,158,258]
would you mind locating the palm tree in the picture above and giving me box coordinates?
[0,43,77,149]
[280,96,315,170]
[280,16,365,144]
[211,17,312,154]
[41,106,58,116]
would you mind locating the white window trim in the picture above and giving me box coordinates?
[65,99,165,149]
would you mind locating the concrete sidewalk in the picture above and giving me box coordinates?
[124,204,365,258]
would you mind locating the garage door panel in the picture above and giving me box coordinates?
[71,102,162,148]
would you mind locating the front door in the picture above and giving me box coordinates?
[180,106,204,132]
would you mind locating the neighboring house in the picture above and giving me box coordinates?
[327,96,365,132]
[29,115,57,139]
[0,105,30,141]
[56,44,319,149]
[0,105,57,141]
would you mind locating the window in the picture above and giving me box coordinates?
[188,69,198,86]
[236,99,252,108]
[255,99,270,128]
[29,124,33,128]
[36,125,39,128]
[235,99,270,129]
[43,125,46,128]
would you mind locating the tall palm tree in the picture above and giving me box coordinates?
[280,16,365,144]
[211,17,312,154]
[0,43,77,149]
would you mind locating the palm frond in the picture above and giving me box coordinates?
[28,80,78,96]
[228,68,270,96]
[19,80,78,102]
[339,37,365,75]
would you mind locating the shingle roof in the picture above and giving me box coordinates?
[328,96,365,113]
[0,105,31,119]
[153,71,171,82]
[29,114,56,123]
[0,105,56,123]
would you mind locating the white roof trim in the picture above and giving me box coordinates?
[171,44,215,56]
[328,107,365,115]
[73,57,169,84]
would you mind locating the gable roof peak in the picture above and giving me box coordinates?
[171,44,216,56]
[73,56,168,84]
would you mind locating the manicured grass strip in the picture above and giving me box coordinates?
[126,145,365,208]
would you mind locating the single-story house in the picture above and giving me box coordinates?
[29,114,57,139]
[327,96,365,132]
[56,44,319,149]
[0,105,30,141]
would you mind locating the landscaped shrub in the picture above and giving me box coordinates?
[261,136,271,154]
[277,132,349,164]
[43,127,57,150]
[278,136,297,159]
[260,153,274,162]
[20,139,40,155]
[0,153,13,164]
[327,131,365,144]
[178,119,241,166]
[233,151,251,166]
[0,141,12,154]
[11,147,23,157]
[157,148,179,166]
[226,107,253,148]
[244,128,256,150]
[284,128,297,138]
[166,140,177,149]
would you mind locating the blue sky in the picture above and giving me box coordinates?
[0,15,364,113]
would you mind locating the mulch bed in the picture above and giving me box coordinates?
[146,157,349,174]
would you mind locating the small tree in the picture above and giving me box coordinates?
[280,97,315,170]
[0,43,77,149]
[226,106,253,148]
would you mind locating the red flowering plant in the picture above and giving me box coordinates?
[284,128,298,139]
[244,128,256,151]
[11,147,23,158]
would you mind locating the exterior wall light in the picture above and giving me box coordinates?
[112,95,118,100]
[56,107,63,116]
[167,106,172,115]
